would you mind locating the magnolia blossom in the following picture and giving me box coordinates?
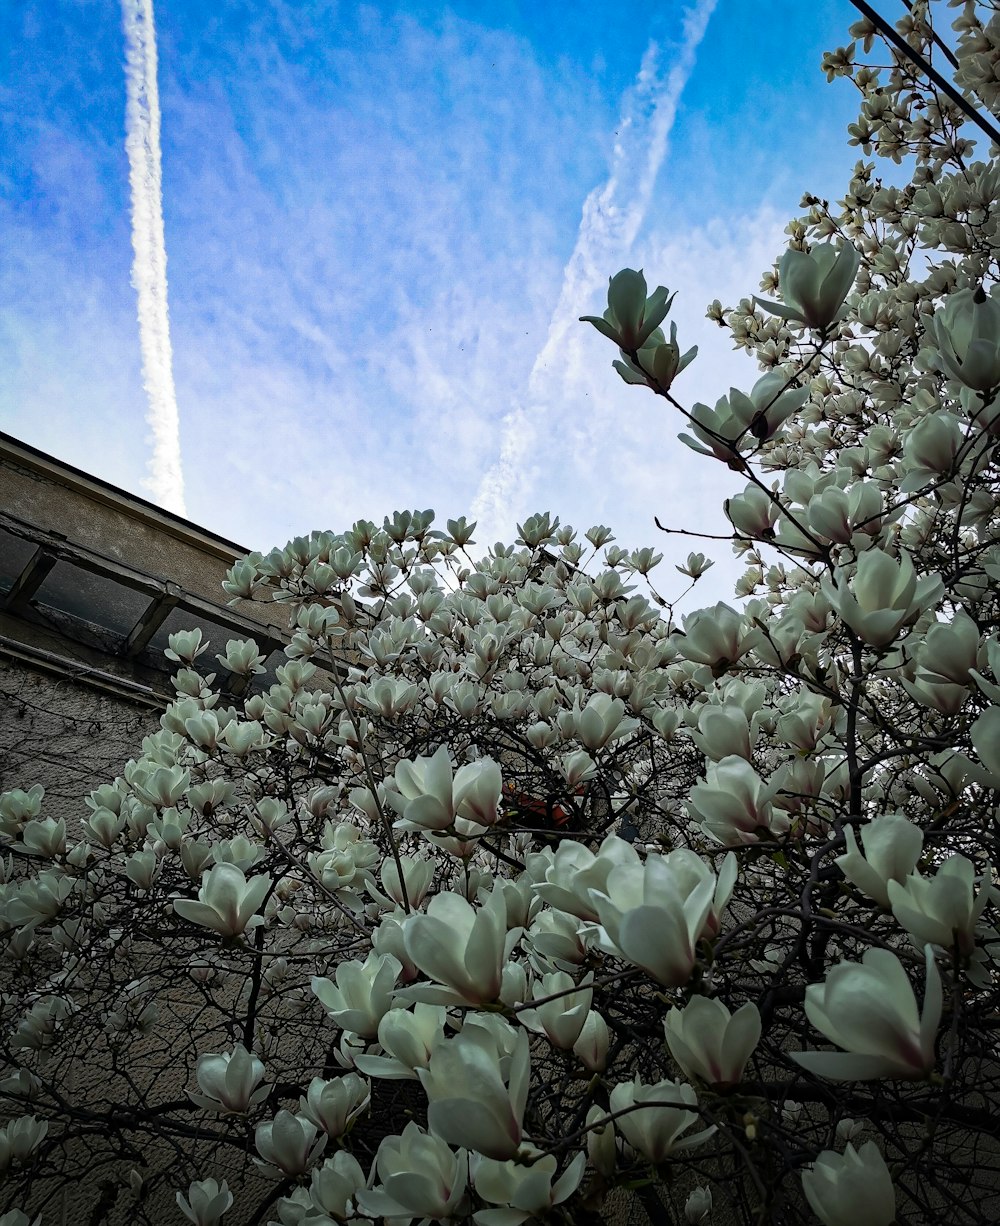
[807,478,883,544]
[572,1008,610,1072]
[580,267,674,349]
[472,1149,586,1226]
[888,855,992,957]
[172,862,270,938]
[0,1115,47,1170]
[754,240,860,331]
[353,1003,447,1079]
[685,1187,713,1224]
[608,1077,714,1164]
[189,1045,268,1114]
[367,854,437,911]
[402,887,509,1005]
[388,745,456,831]
[687,756,785,846]
[821,548,943,649]
[298,1073,370,1137]
[276,1152,368,1224]
[525,908,594,971]
[572,692,639,751]
[531,835,640,922]
[613,319,698,392]
[801,1141,896,1226]
[834,814,924,908]
[971,705,1000,779]
[673,603,755,670]
[794,946,941,1080]
[517,971,593,1050]
[691,704,756,762]
[590,852,717,986]
[176,1178,234,1226]
[312,952,400,1038]
[419,1019,530,1160]
[387,745,502,833]
[664,997,761,1088]
[930,285,1000,392]
[357,1123,468,1222]
[453,758,504,827]
[254,1110,327,1176]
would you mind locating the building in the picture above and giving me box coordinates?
[0,430,293,818]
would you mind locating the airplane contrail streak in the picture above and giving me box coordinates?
[122,0,186,514]
[471,0,718,541]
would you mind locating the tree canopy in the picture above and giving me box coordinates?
[3,3,1000,1223]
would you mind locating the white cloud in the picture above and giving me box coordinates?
[471,0,719,543]
[2,0,825,621]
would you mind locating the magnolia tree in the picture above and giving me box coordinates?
[3,2,1000,1223]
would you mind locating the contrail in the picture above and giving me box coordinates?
[471,0,717,540]
[122,0,186,514]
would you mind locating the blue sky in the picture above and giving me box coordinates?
[1,0,863,606]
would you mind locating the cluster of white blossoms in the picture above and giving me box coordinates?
[3,2,1000,1222]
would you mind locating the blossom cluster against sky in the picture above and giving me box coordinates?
[1,0,862,606]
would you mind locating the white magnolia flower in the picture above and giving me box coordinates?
[586,1105,616,1177]
[726,482,782,537]
[807,479,883,544]
[572,693,639,751]
[608,1077,714,1164]
[419,1019,530,1160]
[688,756,786,846]
[165,628,209,664]
[834,814,924,908]
[821,548,943,648]
[755,240,860,331]
[930,285,1000,392]
[580,267,674,349]
[472,1148,586,1226]
[176,1178,234,1226]
[298,1073,370,1137]
[173,863,270,938]
[216,638,266,676]
[591,852,716,986]
[971,705,1000,779]
[0,1115,48,1171]
[357,1123,469,1222]
[793,946,941,1080]
[189,1045,269,1114]
[353,1003,447,1080]
[517,971,593,1050]
[453,758,503,826]
[573,1008,610,1073]
[673,603,755,670]
[311,952,400,1038]
[526,908,593,971]
[900,411,964,489]
[664,996,761,1088]
[388,744,456,832]
[692,704,756,762]
[254,1110,327,1176]
[131,764,191,808]
[278,1151,367,1224]
[685,1186,713,1224]
[402,887,509,1005]
[531,835,640,922]
[888,855,992,957]
[801,1141,896,1226]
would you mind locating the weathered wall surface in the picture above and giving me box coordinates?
[0,656,158,812]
